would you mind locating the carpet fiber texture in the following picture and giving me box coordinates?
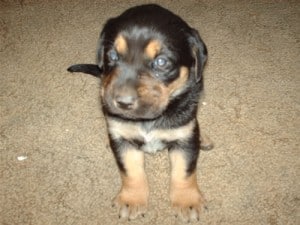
[1,0,299,224]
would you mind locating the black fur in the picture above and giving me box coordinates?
[67,3,207,169]
[67,64,102,77]
[67,4,209,219]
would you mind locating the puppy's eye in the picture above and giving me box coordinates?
[154,56,168,68]
[108,50,119,61]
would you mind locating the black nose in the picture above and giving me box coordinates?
[115,95,137,110]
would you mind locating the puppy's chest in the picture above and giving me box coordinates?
[133,130,167,154]
[111,122,167,153]
[107,119,195,154]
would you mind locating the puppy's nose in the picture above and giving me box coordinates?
[115,95,137,110]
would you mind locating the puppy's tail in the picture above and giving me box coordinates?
[67,64,102,78]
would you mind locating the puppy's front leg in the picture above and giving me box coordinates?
[169,124,206,222]
[111,140,149,220]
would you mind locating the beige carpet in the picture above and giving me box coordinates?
[1,0,299,224]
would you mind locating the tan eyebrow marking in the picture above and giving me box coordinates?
[114,34,128,55]
[144,39,161,59]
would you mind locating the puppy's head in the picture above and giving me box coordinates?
[98,4,207,120]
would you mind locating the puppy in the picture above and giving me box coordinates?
[68,4,212,222]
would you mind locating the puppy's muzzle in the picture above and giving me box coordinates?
[103,67,169,119]
[114,88,138,110]
[113,78,138,111]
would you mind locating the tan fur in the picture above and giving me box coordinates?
[167,66,189,97]
[101,68,118,100]
[107,118,195,143]
[114,148,149,219]
[114,34,128,55]
[144,39,161,59]
[137,76,169,110]
[102,64,190,118]
[138,66,189,113]
[169,150,205,219]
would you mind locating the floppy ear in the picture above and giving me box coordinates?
[67,64,102,77]
[189,29,208,82]
[96,32,105,69]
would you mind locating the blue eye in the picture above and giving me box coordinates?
[154,57,167,67]
[108,50,119,61]
[156,57,166,66]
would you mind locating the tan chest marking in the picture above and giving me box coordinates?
[107,119,195,153]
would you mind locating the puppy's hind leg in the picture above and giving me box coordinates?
[200,132,214,151]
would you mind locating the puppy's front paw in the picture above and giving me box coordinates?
[113,186,148,220]
[170,185,206,222]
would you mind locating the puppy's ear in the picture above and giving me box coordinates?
[96,31,105,69]
[67,64,102,77]
[189,29,207,82]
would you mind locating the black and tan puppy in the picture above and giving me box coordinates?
[68,4,212,222]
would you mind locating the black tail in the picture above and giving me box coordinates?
[67,64,102,77]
